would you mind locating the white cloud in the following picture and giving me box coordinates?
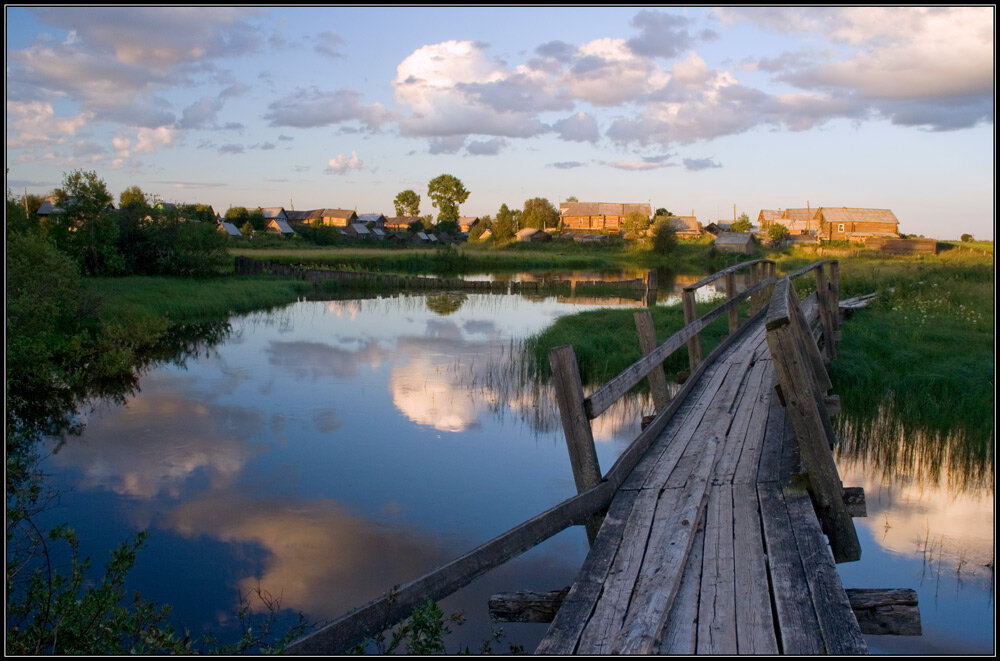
[553,112,600,143]
[466,137,505,156]
[326,151,364,174]
[264,88,393,131]
[6,100,89,149]
[134,126,176,154]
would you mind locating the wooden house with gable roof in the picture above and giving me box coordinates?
[318,209,358,227]
[559,201,651,232]
[815,207,899,241]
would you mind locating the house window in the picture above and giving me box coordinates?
[838,223,845,233]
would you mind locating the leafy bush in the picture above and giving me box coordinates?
[651,218,678,254]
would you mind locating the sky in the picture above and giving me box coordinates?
[5,6,995,240]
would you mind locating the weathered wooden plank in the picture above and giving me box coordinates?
[755,384,788,484]
[733,482,779,653]
[733,369,777,486]
[757,483,824,654]
[726,271,739,334]
[842,486,867,517]
[575,487,663,654]
[696,484,737,654]
[715,358,769,483]
[845,588,921,636]
[634,310,671,412]
[535,489,637,654]
[657,515,706,654]
[610,409,727,654]
[287,478,615,654]
[784,488,868,654]
[488,588,569,623]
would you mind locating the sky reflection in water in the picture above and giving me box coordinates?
[39,291,993,653]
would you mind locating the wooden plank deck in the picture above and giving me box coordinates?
[536,305,867,654]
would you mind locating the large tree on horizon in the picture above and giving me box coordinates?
[393,189,421,217]
[427,174,469,223]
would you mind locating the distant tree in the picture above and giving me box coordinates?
[565,195,578,203]
[427,174,469,223]
[435,219,459,236]
[240,221,254,238]
[961,233,975,242]
[52,170,124,276]
[622,211,651,238]
[655,207,671,217]
[248,208,267,232]
[394,189,421,217]
[731,213,752,233]
[520,197,559,230]
[492,204,518,242]
[190,204,216,222]
[5,192,43,238]
[767,223,790,244]
[407,219,425,234]
[420,214,434,230]
[225,206,249,222]
[651,217,678,254]
[119,185,148,209]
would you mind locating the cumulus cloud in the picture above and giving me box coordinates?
[606,154,673,171]
[263,88,393,131]
[683,157,722,171]
[553,112,600,143]
[466,137,505,155]
[428,136,466,155]
[134,125,176,154]
[177,95,225,129]
[6,100,89,149]
[326,151,364,174]
[218,143,244,155]
[721,7,994,130]
[394,40,549,138]
[550,161,585,169]
[626,10,698,59]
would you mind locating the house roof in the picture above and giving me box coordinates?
[357,213,386,223]
[260,207,286,219]
[560,202,652,217]
[758,210,782,221]
[816,207,899,225]
[268,218,295,234]
[783,208,818,221]
[321,208,356,219]
[386,216,422,227]
[219,221,242,237]
[715,231,755,246]
[669,216,700,232]
[348,222,370,235]
[285,210,312,222]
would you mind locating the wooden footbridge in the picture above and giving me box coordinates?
[286,259,918,655]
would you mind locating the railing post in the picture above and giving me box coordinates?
[748,262,761,315]
[829,261,841,331]
[634,310,670,412]
[814,265,836,361]
[548,345,604,545]
[682,288,702,371]
[726,271,739,334]
[765,279,860,563]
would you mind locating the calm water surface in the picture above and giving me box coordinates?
[35,289,994,653]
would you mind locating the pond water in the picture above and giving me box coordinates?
[31,286,994,653]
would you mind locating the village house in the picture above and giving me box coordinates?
[266,217,295,235]
[357,213,387,229]
[758,205,900,241]
[217,218,242,237]
[284,209,312,223]
[458,216,480,233]
[343,222,371,239]
[316,208,358,227]
[260,207,288,223]
[559,202,652,232]
[385,216,422,231]
[666,215,701,239]
[814,207,900,242]
[515,227,553,242]
[714,231,756,254]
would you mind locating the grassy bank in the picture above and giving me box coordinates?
[87,274,310,324]
[229,238,719,275]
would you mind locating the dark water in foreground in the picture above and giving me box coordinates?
[31,291,994,653]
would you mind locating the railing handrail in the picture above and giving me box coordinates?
[683,258,775,292]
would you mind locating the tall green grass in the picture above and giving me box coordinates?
[87,275,310,324]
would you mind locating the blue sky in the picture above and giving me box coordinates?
[5,6,994,239]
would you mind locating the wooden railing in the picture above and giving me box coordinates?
[284,258,839,654]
